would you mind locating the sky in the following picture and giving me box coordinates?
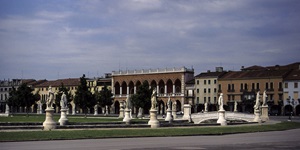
[0,0,300,80]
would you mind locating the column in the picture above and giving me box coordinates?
[173,84,175,96]
[120,87,122,97]
[157,85,159,94]
[164,85,167,96]
[127,86,129,95]
[134,86,136,94]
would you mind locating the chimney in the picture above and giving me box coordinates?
[215,67,223,72]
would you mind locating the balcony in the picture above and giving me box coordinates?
[227,89,235,92]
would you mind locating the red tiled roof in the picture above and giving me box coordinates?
[35,78,80,87]
[220,69,291,80]
[284,69,300,81]
[195,71,227,78]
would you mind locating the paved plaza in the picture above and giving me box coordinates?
[1,128,300,150]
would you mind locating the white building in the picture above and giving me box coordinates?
[283,68,300,115]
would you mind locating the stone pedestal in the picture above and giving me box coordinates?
[217,110,227,126]
[43,108,57,130]
[123,108,131,123]
[165,108,173,122]
[137,107,143,118]
[253,109,262,123]
[182,104,191,120]
[172,110,177,119]
[148,109,160,128]
[5,104,10,115]
[59,108,68,126]
[261,106,269,122]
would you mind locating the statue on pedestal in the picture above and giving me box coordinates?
[218,93,224,111]
[46,86,54,109]
[204,101,208,112]
[60,92,67,109]
[167,96,171,110]
[262,90,267,106]
[234,100,238,112]
[151,88,157,110]
[254,91,260,111]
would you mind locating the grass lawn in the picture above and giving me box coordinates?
[0,121,300,142]
[0,114,124,123]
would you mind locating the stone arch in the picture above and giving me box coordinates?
[128,81,134,94]
[150,80,157,89]
[121,81,127,95]
[114,82,120,95]
[114,100,120,114]
[158,80,165,94]
[136,80,142,88]
[158,100,165,115]
[176,100,181,112]
[166,79,173,94]
[174,79,181,93]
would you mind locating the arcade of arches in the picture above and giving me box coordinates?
[112,72,193,115]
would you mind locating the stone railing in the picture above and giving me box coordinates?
[112,67,194,76]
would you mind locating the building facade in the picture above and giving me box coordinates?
[194,67,226,112]
[283,68,300,115]
[111,67,194,115]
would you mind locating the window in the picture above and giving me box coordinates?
[256,83,260,90]
[214,80,217,84]
[295,82,298,88]
[240,83,243,90]
[197,89,199,93]
[270,82,273,90]
[245,83,248,90]
[228,84,231,90]
[279,82,283,89]
[214,88,217,93]
[204,97,206,103]
[208,88,211,93]
[208,80,211,85]
[214,97,217,104]
[265,82,269,90]
[197,80,199,85]
[252,83,255,90]
[204,88,207,93]
[204,80,206,85]
[232,84,235,90]
[285,83,288,88]
[208,97,211,103]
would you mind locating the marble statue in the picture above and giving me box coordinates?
[46,86,54,109]
[125,95,130,109]
[172,101,177,111]
[204,101,208,112]
[234,100,238,112]
[167,96,171,110]
[218,93,224,111]
[254,91,260,110]
[60,92,67,109]
[151,88,157,110]
[262,90,267,106]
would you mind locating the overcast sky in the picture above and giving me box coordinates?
[0,0,299,80]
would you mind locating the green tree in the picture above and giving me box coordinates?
[96,84,113,114]
[130,81,152,115]
[6,83,39,116]
[55,83,72,109]
[74,74,97,117]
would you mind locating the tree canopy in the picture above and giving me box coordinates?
[74,74,97,116]
[130,81,152,111]
[6,83,39,115]
[96,84,113,108]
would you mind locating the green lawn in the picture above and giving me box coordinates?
[0,114,123,123]
[1,122,300,142]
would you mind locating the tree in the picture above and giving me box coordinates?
[130,81,152,116]
[96,84,113,114]
[6,83,39,116]
[55,83,72,110]
[74,74,97,117]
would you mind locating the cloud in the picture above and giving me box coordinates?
[0,0,300,80]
